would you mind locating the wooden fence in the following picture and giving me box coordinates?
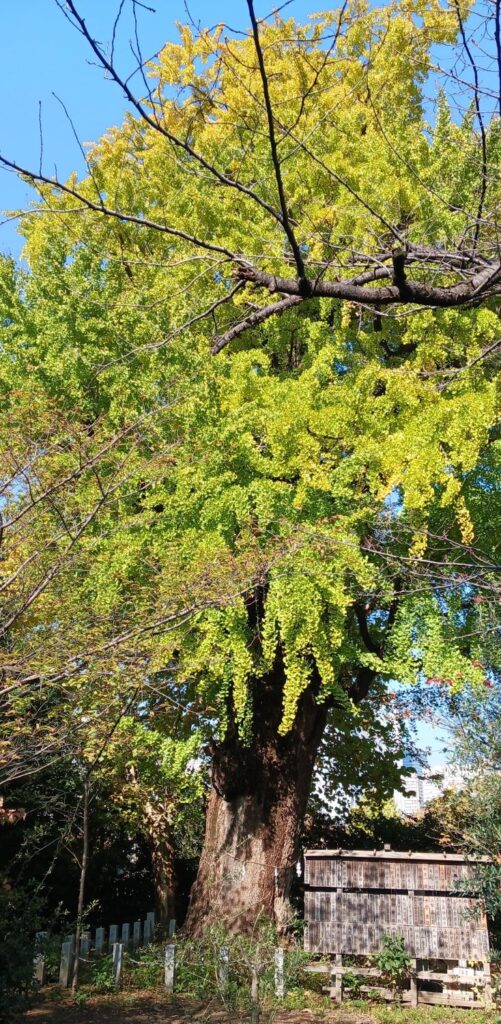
[304,847,492,1007]
[34,910,175,986]
[34,921,287,1000]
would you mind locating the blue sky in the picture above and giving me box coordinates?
[0,1,315,256]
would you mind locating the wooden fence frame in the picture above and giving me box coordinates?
[304,847,492,1007]
[34,909,171,987]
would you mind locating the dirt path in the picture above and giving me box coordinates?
[24,991,497,1024]
[24,992,370,1024]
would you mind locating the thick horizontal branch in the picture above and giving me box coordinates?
[236,261,501,308]
[211,295,303,354]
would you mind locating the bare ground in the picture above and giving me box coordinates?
[24,992,373,1024]
[23,992,497,1024]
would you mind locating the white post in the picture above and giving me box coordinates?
[133,920,142,948]
[410,959,418,1007]
[34,932,48,985]
[95,927,105,954]
[80,931,90,956]
[164,944,175,992]
[146,911,155,930]
[59,940,73,987]
[274,947,285,998]
[332,953,343,1003]
[109,925,118,949]
[112,943,123,987]
[33,952,46,986]
[484,959,492,1008]
[143,918,152,945]
[219,946,229,989]
[168,918,177,937]
[121,923,130,946]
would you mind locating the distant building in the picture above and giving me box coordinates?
[394,761,462,816]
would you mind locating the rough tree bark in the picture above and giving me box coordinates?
[184,585,379,936]
[184,657,330,935]
[145,809,177,925]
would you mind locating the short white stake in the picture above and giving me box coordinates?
[112,942,123,987]
[164,944,175,992]
[274,947,285,998]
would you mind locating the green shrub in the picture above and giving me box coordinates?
[342,969,365,996]
[124,944,164,990]
[372,932,412,1001]
[0,882,43,1020]
[88,955,115,993]
[97,917,312,1011]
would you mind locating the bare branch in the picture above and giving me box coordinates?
[61,1,288,230]
[246,0,308,286]
[454,0,489,249]
[0,153,236,258]
[211,294,303,354]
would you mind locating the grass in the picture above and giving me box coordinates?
[26,987,501,1024]
[342,1004,499,1024]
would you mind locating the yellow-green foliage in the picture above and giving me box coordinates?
[0,0,498,745]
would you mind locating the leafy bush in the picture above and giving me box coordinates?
[0,881,43,1020]
[342,969,365,996]
[372,933,412,1001]
[124,944,164,990]
[88,955,115,993]
[172,919,310,1010]
[86,918,311,1011]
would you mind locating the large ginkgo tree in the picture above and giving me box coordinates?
[0,0,499,932]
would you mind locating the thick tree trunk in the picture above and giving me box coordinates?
[184,666,329,935]
[149,830,177,925]
[144,800,177,925]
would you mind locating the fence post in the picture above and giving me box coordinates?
[33,932,48,985]
[59,940,73,987]
[80,931,90,956]
[332,953,343,1003]
[219,946,229,989]
[108,925,118,949]
[164,944,175,992]
[133,920,142,948]
[274,948,285,998]
[146,911,155,931]
[94,927,105,954]
[143,917,153,945]
[121,923,130,946]
[251,954,260,1024]
[410,959,418,1007]
[168,918,177,937]
[112,943,123,987]
[484,959,492,1009]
